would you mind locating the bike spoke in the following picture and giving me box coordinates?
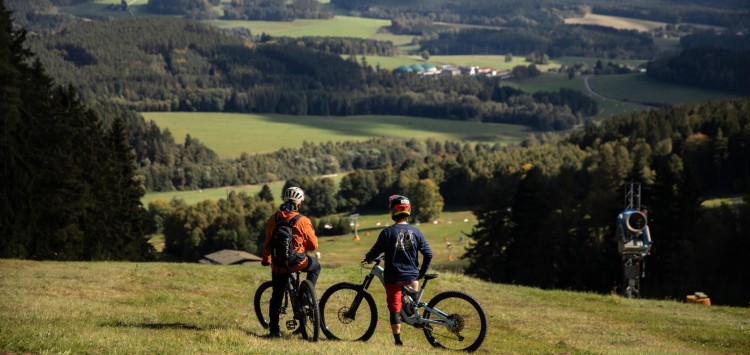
[321,285,376,341]
[423,292,487,352]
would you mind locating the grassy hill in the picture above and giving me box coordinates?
[1,259,748,354]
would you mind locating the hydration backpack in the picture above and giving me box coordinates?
[270,214,303,268]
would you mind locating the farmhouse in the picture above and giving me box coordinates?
[397,63,509,78]
[199,249,262,265]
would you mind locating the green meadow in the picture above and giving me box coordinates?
[207,15,400,41]
[588,73,742,105]
[143,180,287,206]
[315,209,477,270]
[2,259,748,354]
[141,112,530,159]
[504,72,741,119]
[564,13,669,32]
[60,0,150,17]
[142,176,352,206]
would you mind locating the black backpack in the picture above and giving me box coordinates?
[270,214,303,268]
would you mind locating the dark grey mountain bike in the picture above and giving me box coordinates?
[253,271,320,341]
[319,254,487,352]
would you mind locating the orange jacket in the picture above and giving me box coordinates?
[262,210,318,273]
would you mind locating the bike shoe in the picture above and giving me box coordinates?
[268,331,282,338]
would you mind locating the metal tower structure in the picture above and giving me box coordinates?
[618,182,651,298]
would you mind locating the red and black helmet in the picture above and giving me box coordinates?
[388,194,411,219]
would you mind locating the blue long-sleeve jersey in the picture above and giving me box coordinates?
[365,223,433,284]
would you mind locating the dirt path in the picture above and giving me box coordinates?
[583,75,609,101]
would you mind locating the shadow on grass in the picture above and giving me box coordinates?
[103,321,219,331]
[101,320,268,337]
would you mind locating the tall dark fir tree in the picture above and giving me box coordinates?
[0,1,153,260]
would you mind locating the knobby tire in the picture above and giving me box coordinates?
[298,280,320,342]
[319,282,378,341]
[253,281,274,329]
[253,280,299,332]
[422,291,487,352]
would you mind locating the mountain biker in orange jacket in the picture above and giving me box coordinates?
[261,186,320,338]
[364,194,432,346]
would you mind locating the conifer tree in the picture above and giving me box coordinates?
[0,0,29,257]
[0,2,151,260]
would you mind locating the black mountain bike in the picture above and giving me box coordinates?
[253,271,320,341]
[319,254,487,352]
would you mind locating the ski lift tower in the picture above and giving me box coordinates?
[615,182,653,298]
[349,214,360,240]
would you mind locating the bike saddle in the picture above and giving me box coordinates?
[424,274,438,280]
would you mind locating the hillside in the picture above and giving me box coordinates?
[1,260,748,354]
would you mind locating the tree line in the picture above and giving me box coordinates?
[418,25,658,59]
[1,1,152,260]
[270,36,398,56]
[590,0,750,30]
[330,0,582,28]
[223,0,332,21]
[464,98,750,306]
[647,47,750,94]
[680,32,750,52]
[146,0,220,19]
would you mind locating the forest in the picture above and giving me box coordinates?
[0,3,152,261]
[647,47,750,94]
[332,0,749,29]
[418,25,658,59]
[22,16,593,131]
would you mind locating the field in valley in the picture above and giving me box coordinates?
[141,112,530,159]
[587,74,742,106]
[564,13,669,32]
[206,15,399,42]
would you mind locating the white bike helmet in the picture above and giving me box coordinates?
[283,186,305,204]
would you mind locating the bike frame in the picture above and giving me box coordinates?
[282,272,303,330]
[359,258,457,328]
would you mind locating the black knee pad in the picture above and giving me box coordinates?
[390,311,401,325]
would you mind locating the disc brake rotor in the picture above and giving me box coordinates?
[337,307,354,324]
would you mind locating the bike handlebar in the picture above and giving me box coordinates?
[361,253,384,266]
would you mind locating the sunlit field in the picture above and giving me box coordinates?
[206,15,396,40]
[564,13,669,32]
[142,112,529,159]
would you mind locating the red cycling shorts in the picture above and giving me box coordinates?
[384,282,412,313]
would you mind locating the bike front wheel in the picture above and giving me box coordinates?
[422,291,487,352]
[298,279,320,342]
[253,280,298,332]
[319,282,378,341]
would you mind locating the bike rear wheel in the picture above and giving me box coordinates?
[298,280,320,342]
[253,280,298,332]
[422,291,487,352]
[319,282,378,341]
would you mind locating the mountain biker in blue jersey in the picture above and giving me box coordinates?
[364,194,432,346]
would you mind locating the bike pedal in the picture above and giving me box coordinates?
[285,320,297,330]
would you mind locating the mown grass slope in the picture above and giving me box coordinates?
[1,260,748,354]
